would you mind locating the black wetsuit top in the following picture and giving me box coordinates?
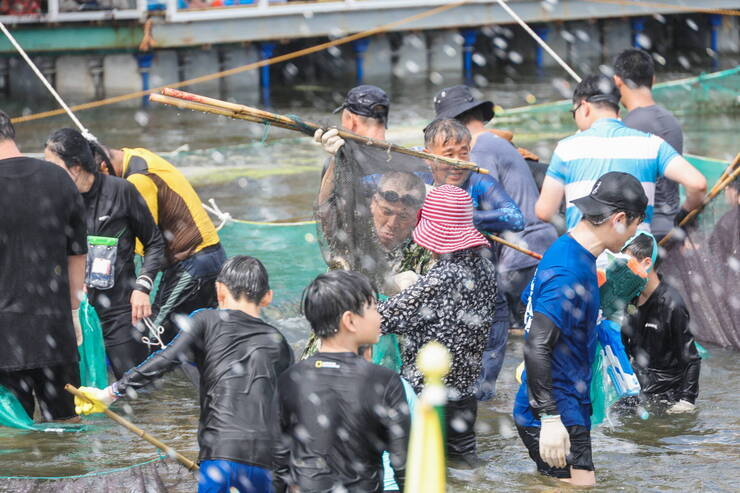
[622,282,701,403]
[114,309,294,468]
[81,174,166,345]
[275,352,410,493]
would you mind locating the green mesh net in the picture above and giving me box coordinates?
[498,66,740,128]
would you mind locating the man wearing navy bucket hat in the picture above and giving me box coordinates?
[379,185,498,468]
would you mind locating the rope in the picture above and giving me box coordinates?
[0,455,169,480]
[495,0,581,82]
[10,0,470,125]
[0,22,95,140]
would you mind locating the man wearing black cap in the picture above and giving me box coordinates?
[432,85,558,401]
[316,85,390,232]
[314,84,389,158]
[535,74,706,234]
[514,171,648,486]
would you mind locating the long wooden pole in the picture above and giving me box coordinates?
[659,157,740,246]
[152,89,489,175]
[65,384,199,472]
[485,233,543,260]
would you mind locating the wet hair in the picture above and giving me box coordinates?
[424,118,471,148]
[44,128,99,174]
[302,270,375,339]
[622,233,654,260]
[91,142,116,176]
[572,74,621,112]
[614,49,654,89]
[216,255,270,303]
[376,171,426,206]
[0,110,16,142]
[457,105,491,125]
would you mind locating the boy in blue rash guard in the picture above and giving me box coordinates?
[514,172,647,486]
[75,256,293,493]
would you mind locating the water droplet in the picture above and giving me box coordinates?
[636,33,651,50]
[508,51,523,64]
[472,53,486,66]
[429,71,444,85]
[686,18,699,31]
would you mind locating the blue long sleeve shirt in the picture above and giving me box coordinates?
[419,172,524,234]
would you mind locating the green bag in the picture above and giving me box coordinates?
[590,343,620,427]
[78,296,109,389]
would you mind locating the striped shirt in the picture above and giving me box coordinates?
[547,118,679,230]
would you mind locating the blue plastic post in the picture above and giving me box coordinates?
[353,38,371,84]
[136,53,154,107]
[461,29,478,85]
[631,17,646,48]
[534,25,549,74]
[709,14,722,69]
[259,42,276,107]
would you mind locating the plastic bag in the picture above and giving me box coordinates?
[85,236,118,290]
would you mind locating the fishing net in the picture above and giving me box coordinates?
[1,456,196,493]
[315,139,432,295]
[660,163,739,349]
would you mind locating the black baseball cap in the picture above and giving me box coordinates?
[572,171,648,218]
[433,85,494,121]
[333,85,390,127]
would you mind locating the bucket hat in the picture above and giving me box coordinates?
[433,85,494,121]
[412,185,488,254]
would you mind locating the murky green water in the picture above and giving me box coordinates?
[1,59,738,491]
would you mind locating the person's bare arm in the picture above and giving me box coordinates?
[68,254,85,310]
[317,157,336,206]
[535,176,566,222]
[663,156,708,213]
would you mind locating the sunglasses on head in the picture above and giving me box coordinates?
[376,189,421,207]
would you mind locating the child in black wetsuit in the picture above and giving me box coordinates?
[274,270,410,493]
[75,255,293,493]
[621,232,701,413]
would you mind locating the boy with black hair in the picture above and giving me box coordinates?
[613,48,685,241]
[275,270,410,493]
[621,232,701,413]
[75,255,293,493]
[515,172,648,486]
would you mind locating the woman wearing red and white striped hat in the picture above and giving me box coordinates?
[378,184,498,468]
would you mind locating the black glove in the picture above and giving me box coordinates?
[674,207,690,227]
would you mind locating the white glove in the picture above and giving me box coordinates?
[313,128,345,155]
[539,415,571,468]
[72,308,83,346]
[392,271,419,292]
[667,399,696,414]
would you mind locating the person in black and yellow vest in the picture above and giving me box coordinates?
[96,146,226,345]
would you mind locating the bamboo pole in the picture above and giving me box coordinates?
[485,233,543,260]
[65,384,199,472]
[152,89,489,175]
[659,158,740,246]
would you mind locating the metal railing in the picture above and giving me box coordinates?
[0,0,148,24]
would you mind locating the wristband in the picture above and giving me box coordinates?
[135,275,153,294]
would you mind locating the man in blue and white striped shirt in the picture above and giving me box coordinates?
[535,75,706,232]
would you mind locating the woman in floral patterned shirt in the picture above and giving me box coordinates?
[379,185,497,468]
